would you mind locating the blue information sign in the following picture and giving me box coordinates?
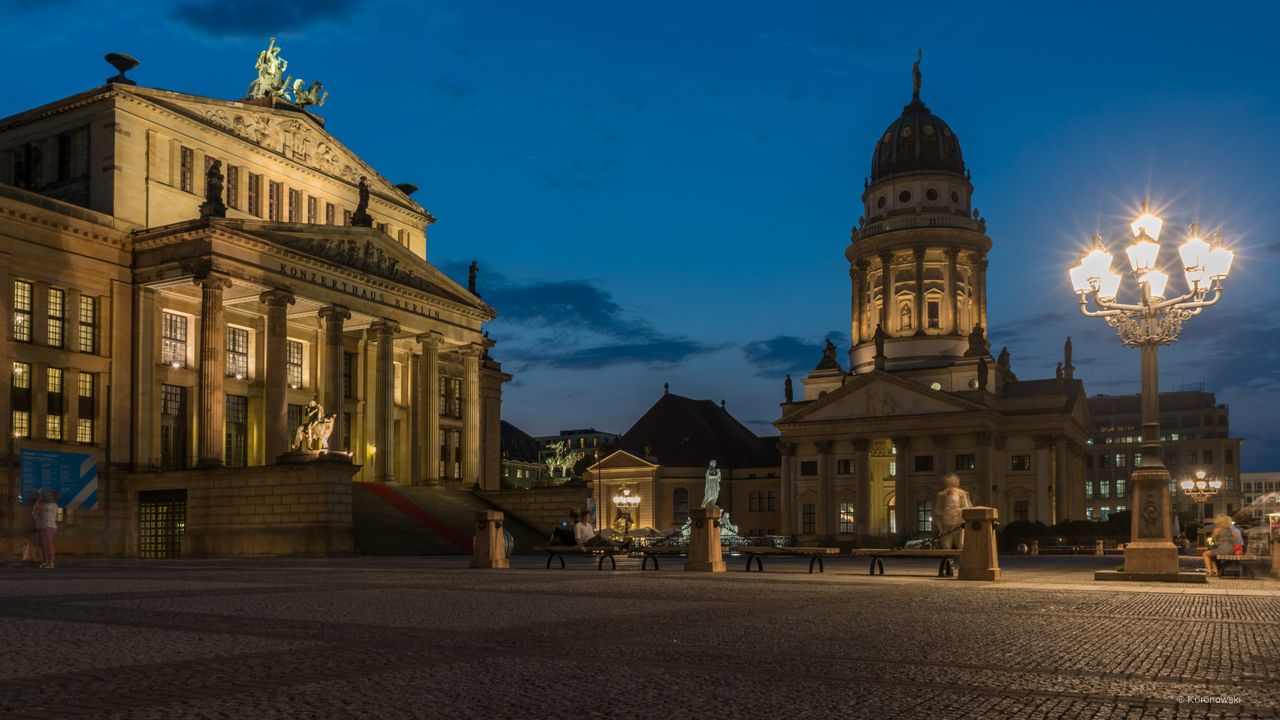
[19,449,99,509]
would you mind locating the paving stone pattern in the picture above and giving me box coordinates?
[0,556,1277,719]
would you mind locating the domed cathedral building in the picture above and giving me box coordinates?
[775,57,1093,544]
[0,47,509,557]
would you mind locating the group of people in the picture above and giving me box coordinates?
[1201,514,1245,576]
[26,490,60,569]
[549,508,605,548]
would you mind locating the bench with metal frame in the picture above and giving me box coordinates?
[1213,554,1263,579]
[533,544,625,570]
[737,546,841,573]
[850,548,962,577]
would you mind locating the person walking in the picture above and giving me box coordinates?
[32,491,59,569]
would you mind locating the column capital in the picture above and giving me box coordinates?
[891,436,912,450]
[258,288,296,307]
[416,330,445,348]
[879,250,893,266]
[458,342,486,358]
[370,318,401,336]
[813,439,833,455]
[318,304,351,322]
[1033,433,1055,450]
[943,247,959,261]
[993,434,1007,451]
[855,258,871,273]
[779,441,797,457]
[913,246,927,261]
[976,430,994,447]
[851,437,871,453]
[191,272,232,291]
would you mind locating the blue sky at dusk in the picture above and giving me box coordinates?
[3,1,1278,470]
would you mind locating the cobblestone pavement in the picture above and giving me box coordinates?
[1,555,1277,719]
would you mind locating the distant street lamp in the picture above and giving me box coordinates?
[1069,202,1233,576]
[1180,469,1223,548]
[612,487,641,537]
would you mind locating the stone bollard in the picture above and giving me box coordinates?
[1030,539,1039,558]
[470,510,509,569]
[685,507,726,572]
[958,506,1000,581]
[1095,539,1104,556]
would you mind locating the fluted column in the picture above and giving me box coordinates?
[196,274,232,467]
[260,289,295,462]
[371,319,399,482]
[462,343,483,488]
[408,352,421,484]
[853,438,871,539]
[854,259,869,345]
[1054,436,1069,524]
[418,332,443,486]
[893,436,912,536]
[849,266,860,346]
[976,255,989,331]
[879,251,893,333]
[1034,434,1054,524]
[944,248,959,334]
[913,247,926,335]
[318,305,350,453]
[779,441,795,536]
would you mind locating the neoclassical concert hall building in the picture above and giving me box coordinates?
[775,66,1093,543]
[0,55,506,556]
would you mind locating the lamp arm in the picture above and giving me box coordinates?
[1166,286,1223,312]
[1089,292,1145,313]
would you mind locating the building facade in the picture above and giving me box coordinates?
[1242,472,1280,522]
[774,64,1092,544]
[1084,391,1244,522]
[0,56,507,556]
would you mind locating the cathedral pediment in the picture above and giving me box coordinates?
[785,372,986,424]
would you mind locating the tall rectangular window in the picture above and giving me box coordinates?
[179,146,194,193]
[288,188,301,222]
[13,280,33,342]
[838,502,855,534]
[799,460,817,476]
[343,352,357,399]
[268,180,282,220]
[45,367,63,440]
[836,459,853,474]
[307,195,317,223]
[1101,480,1111,497]
[954,453,976,471]
[286,340,303,388]
[46,287,64,348]
[1014,500,1029,522]
[802,503,816,534]
[927,300,940,329]
[916,500,933,531]
[78,295,97,353]
[247,173,261,216]
[77,372,96,444]
[1116,477,1126,497]
[12,361,31,438]
[1115,453,1127,468]
[225,394,248,467]
[914,455,934,472]
[287,403,303,435]
[226,165,240,209]
[161,312,188,367]
[226,326,249,379]
[325,202,336,225]
[1011,455,1032,471]
[160,384,186,468]
[672,488,689,526]
[1085,482,1094,499]
[342,209,352,225]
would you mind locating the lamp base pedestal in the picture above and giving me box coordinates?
[1096,465,1188,583]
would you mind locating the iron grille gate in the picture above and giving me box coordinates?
[138,489,187,559]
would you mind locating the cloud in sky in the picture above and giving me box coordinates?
[171,0,361,37]
[742,331,848,379]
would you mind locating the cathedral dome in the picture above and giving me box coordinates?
[869,57,965,183]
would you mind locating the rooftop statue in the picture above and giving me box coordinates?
[248,37,292,100]
[292,79,328,108]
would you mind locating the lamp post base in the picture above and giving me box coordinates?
[1106,465,1183,580]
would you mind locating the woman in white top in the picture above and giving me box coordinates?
[32,491,59,569]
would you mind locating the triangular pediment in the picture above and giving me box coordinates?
[785,371,987,424]
[589,449,657,472]
[126,86,424,216]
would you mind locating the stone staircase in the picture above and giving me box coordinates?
[352,483,545,556]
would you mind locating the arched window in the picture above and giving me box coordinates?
[673,488,689,526]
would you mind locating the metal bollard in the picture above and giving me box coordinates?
[470,510,510,569]
[958,506,1000,581]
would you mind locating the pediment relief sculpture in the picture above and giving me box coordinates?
[273,234,444,296]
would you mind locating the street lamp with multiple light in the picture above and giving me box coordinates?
[1069,202,1233,576]
[1180,469,1223,548]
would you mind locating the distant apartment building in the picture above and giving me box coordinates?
[499,420,542,487]
[1241,472,1280,521]
[1085,391,1243,522]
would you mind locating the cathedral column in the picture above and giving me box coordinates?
[462,343,483,489]
[1034,434,1054,524]
[195,273,231,468]
[370,319,399,482]
[977,255,989,331]
[913,247,926,335]
[893,436,912,535]
[318,305,350,453]
[944,248,959,335]
[779,442,795,536]
[849,265,861,346]
[993,435,1008,519]
[260,289,294,461]
[976,431,994,507]
[853,438,871,539]
[815,440,834,538]
[854,259,869,345]
[408,352,421,484]
[879,251,893,333]
[1054,435,1070,524]
[418,333,443,486]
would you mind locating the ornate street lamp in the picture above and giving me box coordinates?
[1180,469,1223,548]
[612,487,641,537]
[1069,202,1233,576]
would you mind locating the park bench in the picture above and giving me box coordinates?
[850,548,962,577]
[636,545,696,571]
[736,546,841,573]
[1214,554,1264,579]
[533,544,625,570]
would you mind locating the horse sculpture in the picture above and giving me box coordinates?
[292,414,335,452]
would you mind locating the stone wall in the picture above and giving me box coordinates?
[477,485,590,536]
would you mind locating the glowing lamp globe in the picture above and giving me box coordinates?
[1126,239,1160,274]
[1206,247,1234,279]
[1131,213,1164,242]
[1179,235,1210,270]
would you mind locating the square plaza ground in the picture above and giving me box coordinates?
[1,555,1277,719]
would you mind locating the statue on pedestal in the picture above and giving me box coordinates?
[199,160,226,219]
[701,459,721,509]
[874,323,886,357]
[291,399,335,452]
[933,472,972,550]
[248,37,291,100]
[784,374,793,403]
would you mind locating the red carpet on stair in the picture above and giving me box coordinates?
[360,483,473,553]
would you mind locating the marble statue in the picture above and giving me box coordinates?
[248,37,291,100]
[291,79,328,108]
[468,261,479,295]
[933,472,972,550]
[199,159,226,218]
[291,399,334,452]
[701,459,721,509]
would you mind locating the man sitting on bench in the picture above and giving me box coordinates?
[549,510,578,546]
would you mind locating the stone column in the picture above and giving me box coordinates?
[944,248,959,334]
[854,259,869,346]
[849,265,861,346]
[913,247,926,335]
[893,436,912,536]
[816,440,833,538]
[1054,436,1069,524]
[370,319,399,482]
[195,274,232,467]
[418,332,443,486]
[462,343,483,489]
[1034,434,1054,524]
[318,305,350,453]
[879,251,893,333]
[259,289,294,461]
[408,352,421,484]
[992,435,1008,519]
[779,441,795,536]
[853,438,871,539]
[976,255,989,332]
[976,431,994,507]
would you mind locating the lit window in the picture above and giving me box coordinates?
[1116,478,1126,496]
[268,181,282,220]
[288,188,301,222]
[1115,453,1127,468]
[13,360,31,389]
[286,340,303,388]
[1085,482,1094,499]
[46,367,63,440]
[161,312,188,367]
[836,459,853,474]
[1011,454,1032,472]
[226,326,249,379]
[916,501,933,531]
[247,173,261,216]
[13,280,33,342]
[12,410,30,438]
[77,372,95,443]
[1100,506,1111,521]
[955,453,976,471]
[1101,480,1111,497]
[225,394,248,467]
[326,202,335,225]
[307,196,317,223]
[226,166,240,209]
[46,287,65,348]
[78,295,97,353]
[179,146,194,193]
[838,502,855,534]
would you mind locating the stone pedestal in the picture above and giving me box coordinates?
[1271,542,1279,579]
[1094,465,1205,583]
[685,507,726,573]
[958,506,1000,581]
[470,510,509,569]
